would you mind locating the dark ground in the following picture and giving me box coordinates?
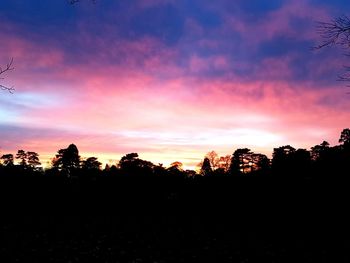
[1,176,349,262]
[1,215,349,263]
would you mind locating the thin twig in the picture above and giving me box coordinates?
[0,85,15,94]
[0,58,14,75]
[68,0,96,4]
[314,15,350,89]
[314,15,350,50]
[0,58,15,93]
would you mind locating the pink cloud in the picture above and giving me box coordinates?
[189,55,229,73]
[223,0,331,45]
[254,56,295,80]
[1,4,350,170]
[0,32,64,70]
[3,71,350,168]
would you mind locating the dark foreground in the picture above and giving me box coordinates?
[1,175,349,262]
[1,215,349,263]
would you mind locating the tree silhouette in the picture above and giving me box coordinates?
[0,154,14,166]
[251,153,270,173]
[27,151,41,170]
[311,141,330,161]
[338,129,350,174]
[197,152,230,174]
[272,146,313,177]
[119,153,155,176]
[52,144,80,175]
[200,157,212,176]
[339,128,350,146]
[229,149,270,175]
[166,161,186,177]
[153,163,167,177]
[82,157,101,170]
[16,150,27,167]
[217,155,231,172]
[168,161,183,171]
[205,151,219,170]
[229,148,252,175]
[2,128,350,181]
[119,153,139,170]
[272,145,296,174]
[0,58,14,93]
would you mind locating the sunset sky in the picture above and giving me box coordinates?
[0,0,349,169]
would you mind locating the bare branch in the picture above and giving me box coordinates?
[0,58,14,75]
[337,65,350,83]
[68,0,96,4]
[314,15,350,87]
[314,15,350,50]
[0,58,15,93]
[0,85,15,93]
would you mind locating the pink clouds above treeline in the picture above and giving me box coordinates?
[0,0,349,168]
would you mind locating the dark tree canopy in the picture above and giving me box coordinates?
[1,128,350,179]
[339,128,350,146]
[0,154,14,166]
[16,150,27,167]
[119,153,140,171]
[272,145,296,171]
[27,151,41,169]
[251,153,270,172]
[13,150,41,170]
[200,157,212,176]
[293,148,312,170]
[168,161,183,171]
[205,151,219,170]
[82,157,102,170]
[229,148,252,175]
[229,148,269,175]
[311,141,330,161]
[119,153,155,176]
[217,155,231,172]
[52,144,80,174]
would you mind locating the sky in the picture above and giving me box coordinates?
[0,0,349,169]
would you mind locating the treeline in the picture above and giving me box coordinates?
[1,128,350,179]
